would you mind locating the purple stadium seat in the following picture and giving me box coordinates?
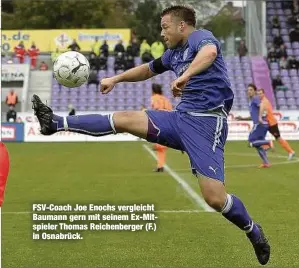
[285,90,294,98]
[266,35,273,43]
[270,62,279,69]
[88,91,97,98]
[277,98,286,106]
[294,91,299,98]
[240,104,248,110]
[89,98,96,105]
[78,105,86,111]
[87,106,96,111]
[284,42,291,49]
[134,57,142,65]
[241,56,250,63]
[277,9,284,15]
[272,28,280,36]
[107,106,115,111]
[287,98,296,106]
[282,35,290,42]
[289,69,297,76]
[285,9,292,16]
[296,99,299,105]
[289,105,298,109]
[279,105,288,110]
[276,91,285,98]
[282,76,291,84]
[51,99,59,106]
[280,69,289,76]
[291,76,299,83]
[271,70,280,77]
[294,49,299,56]
[274,1,281,8]
[59,106,68,112]
[267,2,274,8]
[243,69,252,76]
[80,98,89,105]
[280,28,288,36]
[107,57,114,64]
[267,9,275,15]
[69,99,78,106]
[286,49,294,56]
[280,21,287,28]
[285,82,292,89]
[292,42,299,49]
[107,70,115,77]
[278,15,286,22]
[234,69,243,76]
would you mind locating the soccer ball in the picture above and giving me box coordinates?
[53,51,90,88]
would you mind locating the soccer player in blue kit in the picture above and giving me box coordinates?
[236,84,273,168]
[32,5,270,265]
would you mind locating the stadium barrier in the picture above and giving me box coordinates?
[1,123,24,142]
[1,111,297,142]
[1,29,131,53]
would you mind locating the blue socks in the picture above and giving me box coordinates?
[222,194,260,241]
[51,114,116,137]
[257,147,270,164]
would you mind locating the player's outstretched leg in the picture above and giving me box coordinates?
[31,94,148,138]
[199,177,270,265]
[277,138,295,160]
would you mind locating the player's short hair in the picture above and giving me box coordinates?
[247,83,257,91]
[161,5,196,27]
[152,83,163,94]
[258,88,265,92]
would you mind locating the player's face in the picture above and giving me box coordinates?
[257,90,264,99]
[247,87,256,98]
[161,14,183,49]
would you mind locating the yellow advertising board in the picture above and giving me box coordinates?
[1,29,131,53]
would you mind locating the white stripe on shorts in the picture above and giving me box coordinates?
[212,116,223,152]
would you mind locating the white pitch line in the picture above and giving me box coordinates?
[143,144,214,212]
[175,152,299,172]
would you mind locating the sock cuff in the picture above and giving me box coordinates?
[221,194,233,214]
[108,113,116,134]
[63,117,69,131]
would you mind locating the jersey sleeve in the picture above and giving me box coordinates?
[149,49,172,74]
[188,31,218,54]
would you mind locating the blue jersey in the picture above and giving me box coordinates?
[149,29,234,114]
[249,96,261,124]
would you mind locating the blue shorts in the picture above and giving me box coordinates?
[145,110,228,182]
[248,124,268,142]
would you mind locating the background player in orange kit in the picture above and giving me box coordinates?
[257,88,295,160]
[151,83,172,172]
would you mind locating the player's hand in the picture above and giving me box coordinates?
[171,75,189,97]
[99,77,117,94]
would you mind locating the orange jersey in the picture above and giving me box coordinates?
[262,97,277,126]
[151,94,172,111]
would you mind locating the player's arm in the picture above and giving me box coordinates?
[100,54,171,94]
[259,100,267,124]
[181,44,217,80]
[112,63,156,83]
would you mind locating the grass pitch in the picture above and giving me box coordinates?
[2,141,299,268]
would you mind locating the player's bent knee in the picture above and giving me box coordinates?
[112,111,148,138]
[199,176,227,211]
[113,111,134,132]
[203,195,226,211]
